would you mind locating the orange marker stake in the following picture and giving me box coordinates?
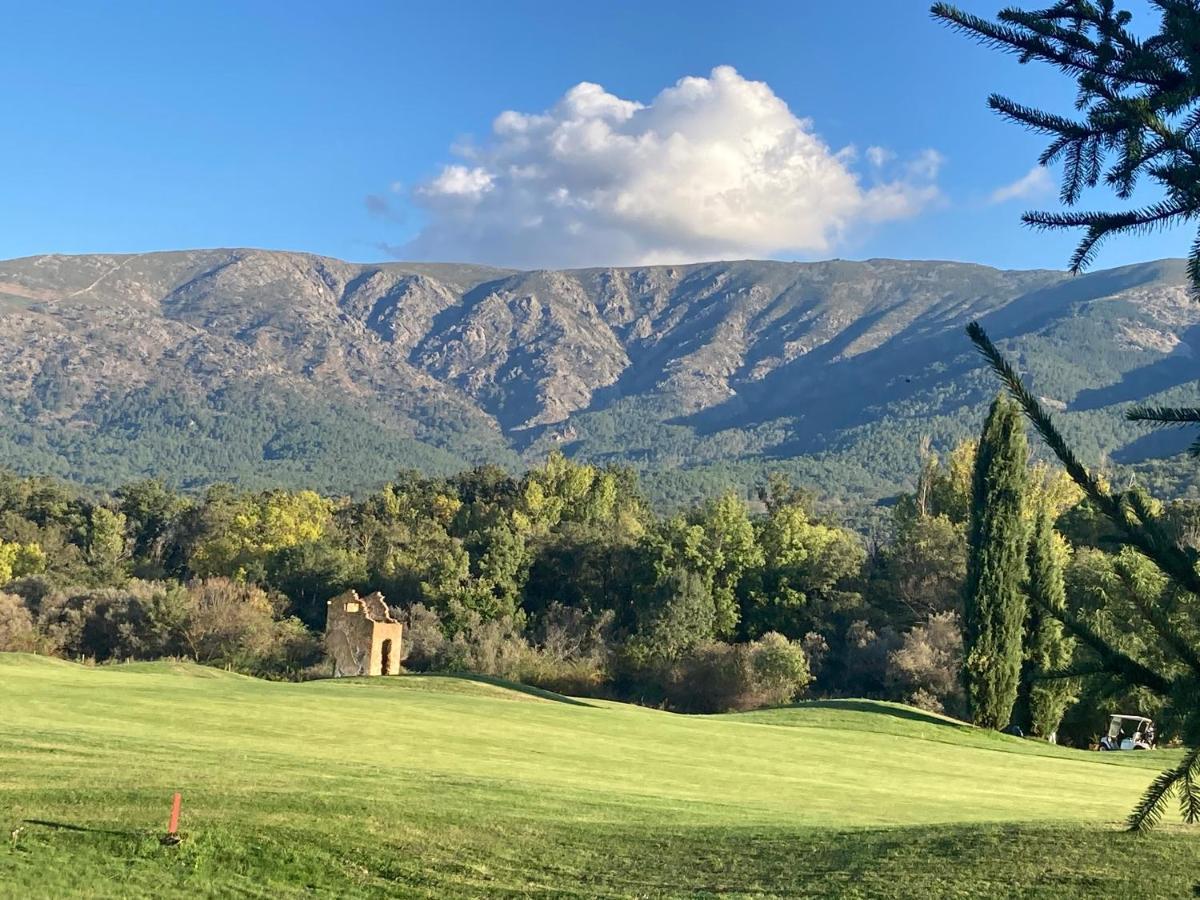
[161,792,183,845]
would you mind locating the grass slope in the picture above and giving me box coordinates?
[1,654,1196,898]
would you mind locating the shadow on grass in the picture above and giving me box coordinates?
[23,819,144,837]
[424,672,600,708]
[778,699,970,729]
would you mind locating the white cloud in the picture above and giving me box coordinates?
[989,165,1054,205]
[866,146,894,168]
[420,165,494,199]
[395,66,943,268]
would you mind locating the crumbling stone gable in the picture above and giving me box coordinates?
[325,590,403,677]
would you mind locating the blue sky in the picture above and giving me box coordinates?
[1,0,1189,270]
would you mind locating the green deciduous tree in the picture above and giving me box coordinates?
[963,396,1029,729]
[738,482,865,640]
[638,564,717,660]
[0,539,47,584]
[692,493,763,637]
[872,512,967,625]
[116,479,190,577]
[84,506,129,583]
[191,489,333,581]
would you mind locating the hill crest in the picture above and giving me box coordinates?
[0,249,1195,503]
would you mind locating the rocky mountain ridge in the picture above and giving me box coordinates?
[1,249,1196,504]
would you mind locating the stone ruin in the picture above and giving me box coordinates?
[324,590,403,677]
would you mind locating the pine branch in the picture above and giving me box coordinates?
[1025,201,1191,273]
[988,94,1093,138]
[967,322,1200,617]
[1190,228,1200,298]
[1183,762,1200,825]
[1129,744,1200,831]
[1029,584,1172,693]
[966,322,1114,514]
[1126,405,1200,455]
[1129,763,1182,831]
[1125,406,1200,424]
[934,3,1185,89]
[1114,550,1200,673]
[936,0,1200,288]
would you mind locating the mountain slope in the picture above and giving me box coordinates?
[1,249,1197,502]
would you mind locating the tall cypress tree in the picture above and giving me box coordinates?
[964,395,1028,729]
[1018,501,1076,740]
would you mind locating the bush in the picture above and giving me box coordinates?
[254,616,324,680]
[397,602,448,671]
[37,581,186,661]
[749,632,813,707]
[395,601,610,696]
[0,592,39,652]
[4,575,55,612]
[673,642,748,712]
[887,612,966,717]
[178,578,278,664]
[818,619,901,698]
[626,632,812,713]
[443,613,531,677]
[178,578,318,676]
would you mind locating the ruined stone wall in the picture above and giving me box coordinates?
[368,620,403,676]
[325,590,403,677]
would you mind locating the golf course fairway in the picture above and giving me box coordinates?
[1,653,1196,897]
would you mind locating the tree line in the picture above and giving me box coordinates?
[0,440,1185,741]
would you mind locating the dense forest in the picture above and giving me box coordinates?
[0,441,1183,745]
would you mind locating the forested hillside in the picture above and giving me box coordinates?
[2,250,1198,507]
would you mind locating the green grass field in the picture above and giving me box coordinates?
[2,653,1197,898]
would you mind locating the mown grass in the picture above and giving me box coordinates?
[1,653,1197,898]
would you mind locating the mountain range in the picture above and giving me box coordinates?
[2,249,1198,508]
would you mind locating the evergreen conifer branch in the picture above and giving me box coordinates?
[1128,745,1200,830]
[1114,557,1200,672]
[933,1,1200,293]
[968,322,1200,599]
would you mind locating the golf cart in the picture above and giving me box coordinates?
[1098,714,1156,751]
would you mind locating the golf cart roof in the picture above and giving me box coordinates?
[1110,714,1152,721]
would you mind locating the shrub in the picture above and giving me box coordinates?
[254,616,324,680]
[396,602,448,671]
[749,631,813,707]
[443,613,531,677]
[37,581,186,661]
[673,641,748,712]
[395,601,610,696]
[4,575,55,612]
[165,578,322,677]
[823,619,901,698]
[0,592,39,652]
[887,612,965,717]
[629,633,812,714]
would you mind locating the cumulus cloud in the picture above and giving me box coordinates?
[387,66,942,268]
[989,165,1054,205]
